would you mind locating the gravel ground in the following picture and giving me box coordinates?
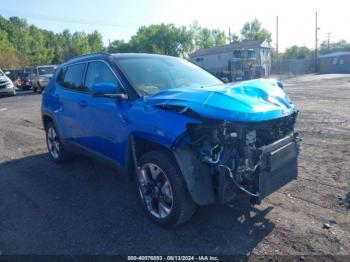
[0,75,349,256]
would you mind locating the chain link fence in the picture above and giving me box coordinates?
[271,58,315,76]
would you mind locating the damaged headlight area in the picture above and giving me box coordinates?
[183,112,300,204]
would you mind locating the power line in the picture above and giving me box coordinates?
[0,9,140,29]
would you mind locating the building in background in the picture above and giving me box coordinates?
[319,52,350,74]
[190,40,272,79]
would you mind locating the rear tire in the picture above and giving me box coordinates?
[45,122,70,163]
[135,150,197,227]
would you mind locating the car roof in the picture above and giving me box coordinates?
[37,65,57,68]
[111,53,175,59]
[61,52,177,67]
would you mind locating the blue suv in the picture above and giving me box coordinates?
[42,52,300,227]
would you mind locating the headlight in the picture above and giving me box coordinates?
[6,81,14,88]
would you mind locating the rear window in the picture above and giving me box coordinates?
[38,67,55,75]
[62,63,86,92]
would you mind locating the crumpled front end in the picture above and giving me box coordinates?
[145,79,301,205]
[175,111,301,204]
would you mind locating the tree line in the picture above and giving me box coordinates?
[277,40,350,60]
[0,15,274,69]
[1,14,349,68]
[0,16,104,68]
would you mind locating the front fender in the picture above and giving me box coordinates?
[131,131,174,149]
[173,146,216,205]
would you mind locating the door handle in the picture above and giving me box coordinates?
[54,94,60,101]
[54,94,63,112]
[79,100,88,107]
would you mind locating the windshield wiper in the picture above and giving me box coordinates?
[200,82,226,88]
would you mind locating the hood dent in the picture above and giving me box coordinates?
[148,79,296,122]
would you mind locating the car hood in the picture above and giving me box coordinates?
[39,74,53,79]
[146,78,296,122]
[0,76,10,83]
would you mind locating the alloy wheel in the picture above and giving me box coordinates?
[138,163,173,219]
[47,126,60,159]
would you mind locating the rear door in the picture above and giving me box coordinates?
[55,62,88,143]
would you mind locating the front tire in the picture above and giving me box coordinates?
[33,82,39,92]
[45,122,70,163]
[135,150,197,227]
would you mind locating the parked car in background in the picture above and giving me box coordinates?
[0,69,16,96]
[31,65,56,92]
[20,68,34,90]
[41,52,300,227]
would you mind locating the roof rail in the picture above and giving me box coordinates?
[69,51,110,61]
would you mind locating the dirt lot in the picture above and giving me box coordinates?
[0,74,349,256]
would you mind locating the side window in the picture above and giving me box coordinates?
[85,61,119,91]
[62,63,86,91]
[56,67,66,84]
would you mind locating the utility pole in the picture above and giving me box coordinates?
[315,12,320,72]
[276,16,279,74]
[326,32,331,51]
[229,27,231,43]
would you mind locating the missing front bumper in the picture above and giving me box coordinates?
[258,135,299,199]
[218,135,300,203]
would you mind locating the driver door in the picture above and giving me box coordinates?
[79,61,127,164]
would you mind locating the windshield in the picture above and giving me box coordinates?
[0,70,4,77]
[38,67,55,75]
[115,56,222,96]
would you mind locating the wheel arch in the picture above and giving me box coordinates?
[125,133,175,180]
[41,112,64,140]
[125,133,216,206]
[42,114,53,130]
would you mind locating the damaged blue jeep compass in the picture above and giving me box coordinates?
[41,52,300,227]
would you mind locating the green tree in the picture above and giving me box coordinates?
[196,28,214,48]
[319,39,350,54]
[283,45,311,59]
[190,21,227,49]
[27,25,49,65]
[42,30,58,64]
[227,33,239,44]
[70,32,91,56]
[241,19,272,43]
[108,39,131,53]
[0,30,22,68]
[211,29,226,46]
[8,17,31,61]
[129,24,193,57]
[88,30,104,52]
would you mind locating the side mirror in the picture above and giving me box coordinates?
[91,82,128,100]
[276,81,284,89]
[268,79,284,89]
[5,71,10,75]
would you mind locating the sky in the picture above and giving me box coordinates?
[0,0,349,51]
